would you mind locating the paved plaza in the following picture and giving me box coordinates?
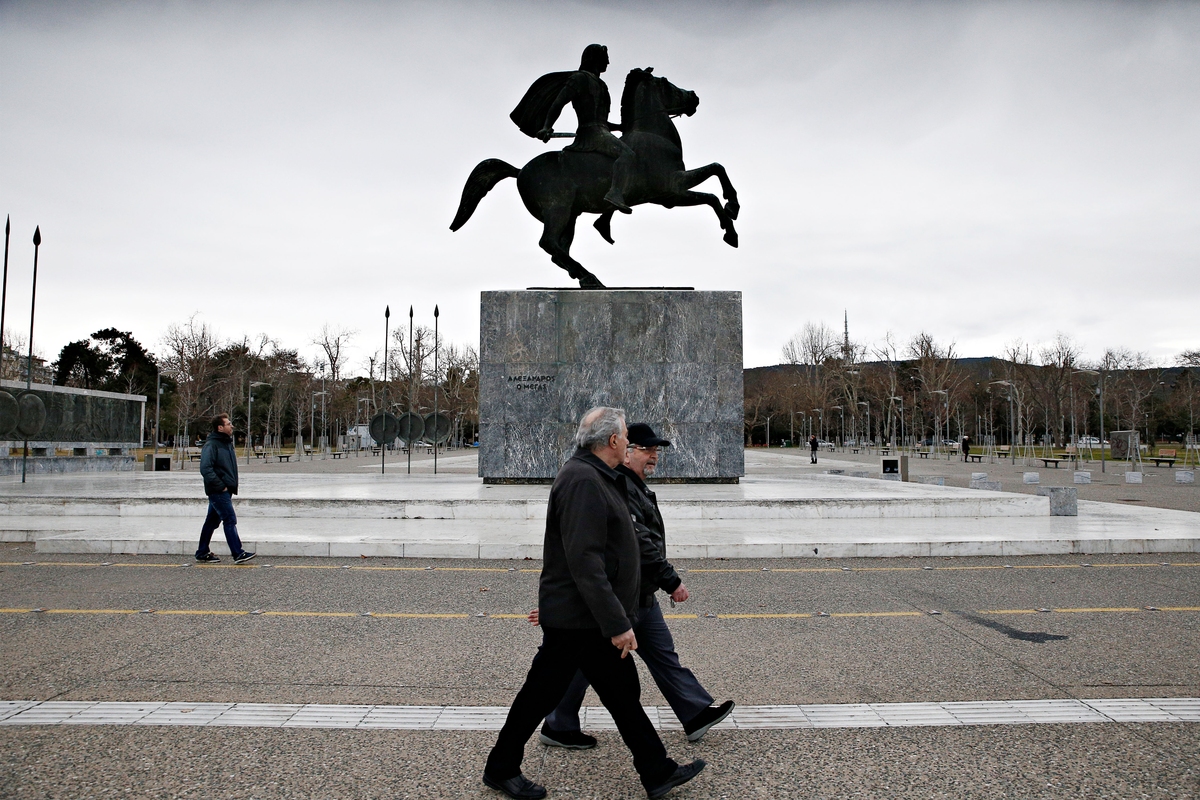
[2,449,1198,797]
[1,547,1198,797]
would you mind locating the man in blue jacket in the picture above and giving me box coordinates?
[196,413,255,564]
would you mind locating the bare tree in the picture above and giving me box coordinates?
[159,315,220,446]
[313,324,357,382]
[783,322,839,366]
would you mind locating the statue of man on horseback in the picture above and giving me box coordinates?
[512,44,636,214]
[452,44,740,288]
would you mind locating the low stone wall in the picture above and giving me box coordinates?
[0,455,137,475]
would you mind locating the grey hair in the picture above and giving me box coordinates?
[574,406,626,451]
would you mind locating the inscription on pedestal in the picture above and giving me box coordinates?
[479,290,743,482]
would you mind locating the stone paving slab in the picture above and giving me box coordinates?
[2,698,1196,730]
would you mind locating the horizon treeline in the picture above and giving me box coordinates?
[746,323,1199,449]
[0,318,479,449]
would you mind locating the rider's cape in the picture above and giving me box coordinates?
[510,71,574,138]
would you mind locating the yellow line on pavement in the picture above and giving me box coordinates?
[45,608,139,615]
[980,609,1039,615]
[1054,607,1144,613]
[1,606,1196,621]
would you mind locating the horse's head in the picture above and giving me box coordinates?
[620,68,699,132]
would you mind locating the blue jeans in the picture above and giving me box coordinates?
[545,598,713,730]
[196,491,245,558]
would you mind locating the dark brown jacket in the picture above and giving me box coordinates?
[538,448,641,638]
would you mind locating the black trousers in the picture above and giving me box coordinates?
[485,626,676,789]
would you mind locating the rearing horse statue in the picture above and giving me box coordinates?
[450,68,740,288]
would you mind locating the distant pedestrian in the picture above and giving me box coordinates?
[961,435,971,462]
[195,413,255,564]
[809,434,818,464]
[483,407,705,800]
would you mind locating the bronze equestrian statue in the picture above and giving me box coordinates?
[450,44,739,289]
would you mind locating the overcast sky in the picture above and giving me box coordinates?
[2,0,1197,372]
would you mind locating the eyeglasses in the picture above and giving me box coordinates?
[629,445,659,453]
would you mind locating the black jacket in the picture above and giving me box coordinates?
[538,448,641,638]
[617,465,682,607]
[200,432,239,497]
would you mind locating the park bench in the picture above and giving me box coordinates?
[879,447,891,455]
[274,454,292,462]
[186,447,203,462]
[1039,458,1065,468]
[966,454,984,462]
[917,449,931,459]
[996,446,1011,457]
[1150,449,1177,467]
[331,451,346,459]
[253,446,266,459]
[851,447,860,454]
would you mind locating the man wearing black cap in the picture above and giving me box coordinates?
[539,422,735,750]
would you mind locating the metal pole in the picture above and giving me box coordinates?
[439,307,444,474]
[154,368,161,456]
[21,226,40,483]
[1,215,9,378]
[245,381,253,465]
[408,305,413,475]
[1099,373,1106,473]
[383,306,389,474]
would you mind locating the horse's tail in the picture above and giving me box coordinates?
[449,159,520,231]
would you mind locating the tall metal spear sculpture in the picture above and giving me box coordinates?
[382,305,390,474]
[433,304,439,475]
[408,305,414,475]
[1,216,9,378]
[21,226,40,484]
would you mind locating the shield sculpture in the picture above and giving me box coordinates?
[423,412,452,444]
[396,412,425,446]
[0,391,17,438]
[0,391,46,440]
[368,412,400,447]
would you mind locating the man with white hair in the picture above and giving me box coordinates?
[483,407,706,800]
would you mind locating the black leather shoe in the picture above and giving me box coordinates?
[539,724,598,749]
[645,759,706,799]
[482,772,547,799]
[684,700,735,742]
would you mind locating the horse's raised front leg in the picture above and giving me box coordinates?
[672,163,739,220]
[661,190,737,248]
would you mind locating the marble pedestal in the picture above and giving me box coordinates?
[478,289,743,482]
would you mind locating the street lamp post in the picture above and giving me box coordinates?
[245,381,270,464]
[889,396,904,450]
[1074,369,1106,472]
[990,381,1015,465]
[857,401,870,449]
[310,391,328,460]
[153,367,162,457]
[830,406,843,449]
[812,409,823,444]
[932,390,949,459]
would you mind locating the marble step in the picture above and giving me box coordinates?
[6,505,1197,559]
